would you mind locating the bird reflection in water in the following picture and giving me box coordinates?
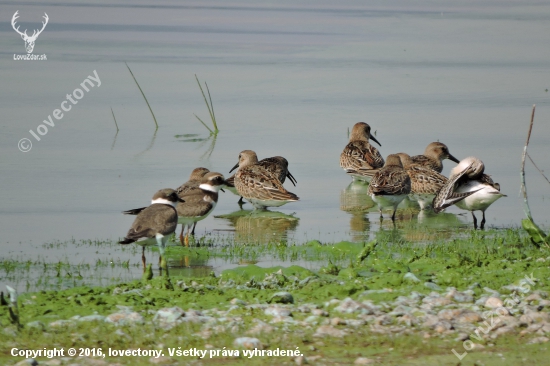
[339,180,376,240]
[214,210,299,244]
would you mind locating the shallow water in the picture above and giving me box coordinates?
[1,0,550,291]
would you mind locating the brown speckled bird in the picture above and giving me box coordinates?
[410,142,459,173]
[226,156,297,205]
[397,152,448,210]
[230,150,299,210]
[367,154,411,222]
[340,122,384,181]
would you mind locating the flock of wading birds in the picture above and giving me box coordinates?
[119,122,506,268]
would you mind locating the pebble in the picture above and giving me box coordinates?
[424,282,442,291]
[265,306,292,318]
[485,297,504,309]
[230,298,247,306]
[354,357,374,365]
[26,321,45,330]
[404,272,421,283]
[528,336,549,344]
[15,360,38,366]
[105,311,144,326]
[270,291,294,304]
[422,296,451,307]
[149,356,175,364]
[334,297,376,315]
[311,309,329,317]
[78,314,106,322]
[153,307,185,326]
[314,325,347,338]
[234,337,263,349]
[330,317,347,326]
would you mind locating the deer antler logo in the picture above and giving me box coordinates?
[12,11,49,54]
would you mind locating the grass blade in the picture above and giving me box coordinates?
[110,107,119,132]
[194,74,218,134]
[205,81,218,131]
[194,114,214,134]
[125,62,158,130]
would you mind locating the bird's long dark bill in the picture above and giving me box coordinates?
[287,172,298,186]
[229,162,239,173]
[178,197,185,203]
[448,154,460,163]
[122,207,147,215]
[369,134,382,147]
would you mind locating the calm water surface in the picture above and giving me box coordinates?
[1,1,549,291]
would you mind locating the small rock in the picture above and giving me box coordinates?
[520,311,549,324]
[153,307,185,326]
[314,325,347,338]
[528,336,549,344]
[234,337,263,349]
[438,309,463,320]
[230,298,247,306]
[105,311,144,325]
[312,309,329,317]
[330,317,346,326]
[334,297,375,314]
[491,326,516,337]
[42,360,62,366]
[346,319,367,327]
[270,292,294,304]
[422,296,451,307]
[485,297,504,309]
[433,321,452,333]
[265,306,292,317]
[247,320,274,335]
[15,360,38,366]
[455,311,482,324]
[78,314,106,322]
[305,316,320,324]
[49,320,75,328]
[524,293,543,303]
[26,321,45,330]
[424,282,442,291]
[404,272,420,283]
[374,315,392,326]
[149,356,175,364]
[324,299,341,307]
[354,357,374,365]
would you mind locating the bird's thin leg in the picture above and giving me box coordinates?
[391,208,397,222]
[179,225,185,246]
[480,211,486,230]
[184,226,190,247]
[238,197,245,204]
[471,212,478,230]
[191,222,197,236]
[141,246,146,270]
[156,234,167,272]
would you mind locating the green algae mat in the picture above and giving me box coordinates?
[2,229,550,365]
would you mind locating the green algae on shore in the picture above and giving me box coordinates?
[2,229,550,365]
